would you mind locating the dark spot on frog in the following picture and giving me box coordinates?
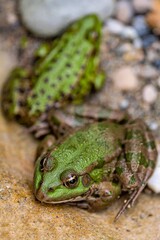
[40,89,45,95]
[81,64,86,70]
[51,83,56,88]
[35,101,40,106]
[16,87,25,94]
[66,63,71,68]
[17,100,25,107]
[31,93,38,99]
[47,95,52,100]
[57,76,62,81]
[70,85,75,90]
[44,78,49,83]
[45,103,51,110]
[76,50,80,54]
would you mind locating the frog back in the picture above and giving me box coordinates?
[51,122,124,177]
[27,15,103,117]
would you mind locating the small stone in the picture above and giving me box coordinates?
[146,48,159,62]
[136,64,159,80]
[105,19,124,35]
[133,38,143,49]
[133,0,153,13]
[146,0,160,35]
[157,77,160,87]
[142,34,158,48]
[149,121,158,131]
[115,0,134,24]
[19,0,115,37]
[119,99,129,109]
[106,20,138,40]
[142,84,158,103]
[112,66,139,91]
[132,16,150,37]
[148,153,160,193]
[121,26,138,40]
[152,59,160,70]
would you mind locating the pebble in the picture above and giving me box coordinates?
[157,77,160,87]
[142,84,158,104]
[149,121,158,131]
[133,38,143,49]
[115,0,134,24]
[142,34,158,48]
[112,66,139,91]
[132,0,153,13]
[119,99,129,109]
[146,0,160,35]
[132,16,150,37]
[152,59,160,70]
[19,0,115,37]
[106,19,138,40]
[146,48,159,62]
[148,153,160,193]
[136,64,159,80]
[121,26,138,39]
[105,19,124,35]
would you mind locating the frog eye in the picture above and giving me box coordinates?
[39,154,56,172]
[60,170,79,189]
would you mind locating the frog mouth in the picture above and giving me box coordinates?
[43,195,88,204]
[35,188,90,204]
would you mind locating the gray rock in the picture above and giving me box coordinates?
[132,16,150,37]
[19,0,115,37]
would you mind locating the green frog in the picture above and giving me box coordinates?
[2,14,105,125]
[33,105,157,220]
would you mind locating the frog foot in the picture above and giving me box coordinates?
[28,120,50,138]
[114,177,149,221]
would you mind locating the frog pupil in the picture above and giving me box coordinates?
[63,174,78,188]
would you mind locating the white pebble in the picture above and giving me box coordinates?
[121,26,138,40]
[149,121,158,131]
[105,19,124,35]
[133,38,143,49]
[112,66,139,91]
[142,85,158,104]
[119,99,129,109]
[148,153,160,193]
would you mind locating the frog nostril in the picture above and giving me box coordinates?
[48,187,54,193]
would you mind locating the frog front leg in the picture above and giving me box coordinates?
[115,119,157,220]
[70,181,121,211]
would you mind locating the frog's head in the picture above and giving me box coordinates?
[34,150,96,204]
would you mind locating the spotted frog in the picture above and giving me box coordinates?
[2,15,105,125]
[34,105,157,220]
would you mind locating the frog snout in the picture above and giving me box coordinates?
[35,188,47,202]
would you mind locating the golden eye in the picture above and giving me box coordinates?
[60,170,79,189]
